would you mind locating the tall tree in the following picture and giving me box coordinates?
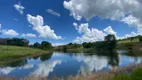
[41,41,52,50]
[34,42,41,49]
[104,34,117,50]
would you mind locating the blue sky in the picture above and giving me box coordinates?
[0,0,142,45]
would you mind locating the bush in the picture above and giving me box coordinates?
[131,68,142,80]
[112,74,131,80]
[112,68,142,80]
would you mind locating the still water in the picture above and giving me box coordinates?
[0,51,142,78]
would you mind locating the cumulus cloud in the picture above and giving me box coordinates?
[2,29,19,37]
[64,0,141,20]
[27,14,62,40]
[14,2,25,14]
[73,22,142,43]
[64,0,142,34]
[121,15,142,32]
[47,9,60,17]
[32,60,61,77]
[104,26,116,35]
[0,25,19,37]
[21,33,36,38]
[73,23,117,43]
[70,13,82,21]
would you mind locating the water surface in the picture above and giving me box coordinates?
[0,51,142,78]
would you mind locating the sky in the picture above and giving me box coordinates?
[0,0,142,45]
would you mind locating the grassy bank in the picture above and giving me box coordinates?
[0,45,52,66]
[1,63,142,80]
[112,68,142,80]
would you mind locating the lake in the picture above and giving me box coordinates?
[0,50,142,79]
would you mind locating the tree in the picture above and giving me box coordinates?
[82,42,93,48]
[6,38,29,47]
[41,41,52,50]
[34,42,41,49]
[104,34,117,50]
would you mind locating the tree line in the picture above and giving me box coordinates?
[56,34,117,52]
[0,38,52,50]
[30,41,52,50]
[6,38,29,47]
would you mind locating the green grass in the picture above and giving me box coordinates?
[112,68,142,80]
[131,68,142,80]
[118,38,139,44]
[0,45,51,59]
[112,74,131,80]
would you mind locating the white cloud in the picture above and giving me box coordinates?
[2,29,19,37]
[0,24,1,29]
[14,2,25,14]
[64,0,141,20]
[104,26,116,35]
[64,0,142,34]
[121,31,139,39]
[73,22,142,43]
[121,15,142,32]
[47,9,60,17]
[27,14,62,40]
[32,60,61,77]
[73,23,117,43]
[21,33,36,38]
[70,13,82,21]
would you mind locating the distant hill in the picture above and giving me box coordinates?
[118,35,142,44]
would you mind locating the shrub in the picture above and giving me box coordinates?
[112,74,131,80]
[131,68,142,80]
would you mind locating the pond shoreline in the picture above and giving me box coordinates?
[64,63,142,80]
[0,63,142,80]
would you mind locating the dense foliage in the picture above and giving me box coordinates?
[82,42,95,48]
[112,68,142,80]
[0,38,53,50]
[6,38,29,47]
[31,41,52,50]
[41,41,52,50]
[33,42,41,49]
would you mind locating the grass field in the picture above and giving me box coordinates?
[0,45,52,61]
[118,38,139,44]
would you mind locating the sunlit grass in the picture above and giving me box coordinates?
[0,45,50,59]
[112,68,142,80]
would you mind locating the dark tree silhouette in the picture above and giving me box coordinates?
[104,34,117,50]
[41,41,52,50]
[34,42,41,49]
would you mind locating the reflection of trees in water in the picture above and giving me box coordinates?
[95,50,119,67]
[5,59,27,67]
[4,53,53,67]
[32,52,53,61]
[32,56,39,60]
[40,53,53,61]
[107,51,119,67]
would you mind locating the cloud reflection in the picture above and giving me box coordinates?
[31,60,61,77]
[0,64,34,75]
[74,53,108,74]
